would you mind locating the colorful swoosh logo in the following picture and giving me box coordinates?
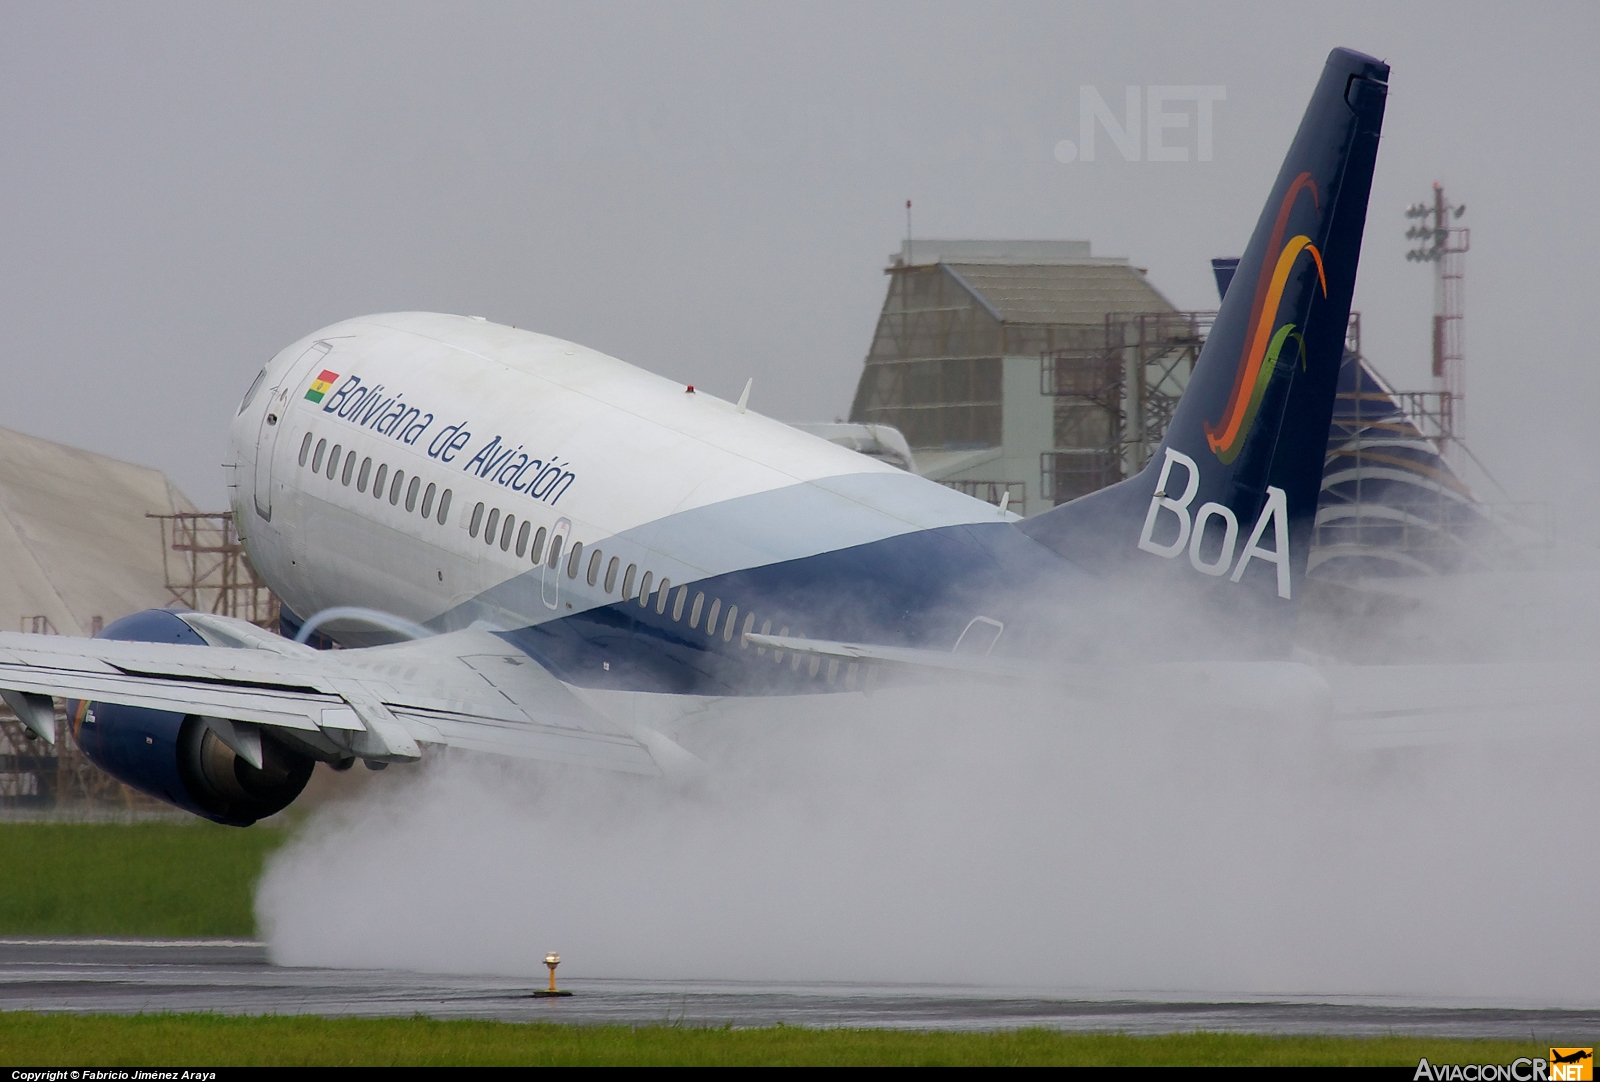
[1204,172,1328,464]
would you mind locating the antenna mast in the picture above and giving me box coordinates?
[1404,183,1470,452]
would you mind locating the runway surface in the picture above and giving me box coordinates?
[3,938,1598,1038]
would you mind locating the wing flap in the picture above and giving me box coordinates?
[392,706,661,775]
[0,667,331,731]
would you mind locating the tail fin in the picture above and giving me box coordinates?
[1022,47,1388,607]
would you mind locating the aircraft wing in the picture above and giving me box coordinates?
[747,633,1597,746]
[0,617,663,775]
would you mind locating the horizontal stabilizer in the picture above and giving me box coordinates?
[744,632,1332,716]
[752,633,1598,750]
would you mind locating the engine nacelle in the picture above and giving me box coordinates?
[71,609,315,826]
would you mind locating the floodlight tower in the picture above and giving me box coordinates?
[1404,183,1469,450]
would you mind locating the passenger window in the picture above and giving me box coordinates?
[500,514,515,551]
[531,527,546,563]
[312,439,326,473]
[469,501,484,538]
[688,593,704,629]
[703,598,719,634]
[373,464,388,498]
[567,541,583,579]
[636,571,652,607]
[341,451,356,486]
[405,476,421,512]
[621,563,635,599]
[587,549,602,586]
[298,433,313,467]
[484,507,500,543]
[437,489,452,524]
[515,520,530,558]
[327,444,341,479]
[740,612,754,648]
[547,534,562,569]
[726,607,742,643]
[604,557,619,593]
[357,457,372,492]
[671,585,686,621]
[421,483,436,518]
[389,470,404,505]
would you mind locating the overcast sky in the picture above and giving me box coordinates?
[2,1,1595,533]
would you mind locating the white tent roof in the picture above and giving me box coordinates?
[0,427,195,636]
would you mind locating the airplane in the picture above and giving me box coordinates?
[3,47,1542,828]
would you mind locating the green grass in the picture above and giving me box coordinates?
[0,1014,1554,1066]
[0,822,286,937]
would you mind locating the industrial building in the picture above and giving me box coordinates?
[848,240,1181,517]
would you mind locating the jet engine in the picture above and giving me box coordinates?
[71,609,315,826]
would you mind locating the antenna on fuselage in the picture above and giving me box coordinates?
[737,378,752,413]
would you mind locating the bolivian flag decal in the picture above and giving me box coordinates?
[305,369,339,403]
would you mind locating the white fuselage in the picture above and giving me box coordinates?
[228,314,1030,692]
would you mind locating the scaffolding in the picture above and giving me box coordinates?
[1039,311,1212,504]
[148,511,280,629]
[1034,305,1509,576]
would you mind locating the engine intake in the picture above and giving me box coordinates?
[72,609,315,826]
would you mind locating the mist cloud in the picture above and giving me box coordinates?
[258,653,1600,1004]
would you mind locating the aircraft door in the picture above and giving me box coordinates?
[253,341,332,521]
[541,517,571,610]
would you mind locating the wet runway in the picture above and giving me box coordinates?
[3,938,1598,1038]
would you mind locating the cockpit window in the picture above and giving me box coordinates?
[237,368,268,415]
